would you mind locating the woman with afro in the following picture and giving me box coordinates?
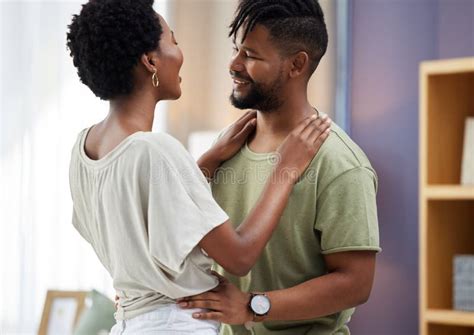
[67,0,330,333]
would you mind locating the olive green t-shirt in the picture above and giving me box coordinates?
[211,120,381,335]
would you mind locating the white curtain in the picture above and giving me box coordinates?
[0,1,168,334]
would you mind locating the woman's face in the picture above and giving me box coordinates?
[155,15,183,100]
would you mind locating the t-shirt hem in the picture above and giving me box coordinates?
[321,246,382,255]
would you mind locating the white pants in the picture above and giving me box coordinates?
[109,304,220,334]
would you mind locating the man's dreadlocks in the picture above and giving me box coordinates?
[229,0,328,76]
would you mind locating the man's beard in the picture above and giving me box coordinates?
[230,72,284,112]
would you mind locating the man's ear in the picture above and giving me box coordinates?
[140,52,160,73]
[289,51,309,79]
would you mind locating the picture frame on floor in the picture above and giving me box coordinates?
[38,290,88,335]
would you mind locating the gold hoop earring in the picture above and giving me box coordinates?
[152,71,159,87]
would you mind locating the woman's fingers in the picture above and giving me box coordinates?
[300,114,329,140]
[313,128,331,148]
[235,110,257,128]
[308,117,331,143]
[292,114,318,134]
[300,116,324,139]
[234,118,257,140]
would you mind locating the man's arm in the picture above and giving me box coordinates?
[178,251,376,324]
[263,251,376,321]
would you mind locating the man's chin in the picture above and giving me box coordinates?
[230,93,252,110]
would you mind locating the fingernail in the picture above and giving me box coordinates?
[311,115,317,119]
[179,302,188,307]
[193,313,200,318]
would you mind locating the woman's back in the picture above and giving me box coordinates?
[69,127,229,320]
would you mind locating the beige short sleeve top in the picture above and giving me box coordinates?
[69,128,228,320]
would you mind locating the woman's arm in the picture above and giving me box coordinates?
[199,115,331,276]
[197,111,257,180]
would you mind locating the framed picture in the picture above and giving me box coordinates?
[38,290,88,335]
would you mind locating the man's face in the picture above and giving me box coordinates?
[229,24,287,112]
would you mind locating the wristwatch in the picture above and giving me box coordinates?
[248,292,271,320]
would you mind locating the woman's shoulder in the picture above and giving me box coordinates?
[132,132,190,162]
[133,132,185,150]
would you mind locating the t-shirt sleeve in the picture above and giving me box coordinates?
[146,141,229,275]
[314,166,381,254]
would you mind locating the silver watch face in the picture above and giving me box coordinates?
[250,295,270,315]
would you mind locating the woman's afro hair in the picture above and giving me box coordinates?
[67,0,163,100]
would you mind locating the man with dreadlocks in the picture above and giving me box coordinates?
[178,1,381,334]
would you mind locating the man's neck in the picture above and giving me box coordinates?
[249,99,316,153]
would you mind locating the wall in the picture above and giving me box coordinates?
[349,1,474,334]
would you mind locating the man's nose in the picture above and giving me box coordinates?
[229,53,245,73]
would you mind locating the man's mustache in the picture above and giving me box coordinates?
[230,71,253,83]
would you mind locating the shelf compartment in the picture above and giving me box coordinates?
[426,200,474,310]
[427,322,474,335]
[421,67,474,185]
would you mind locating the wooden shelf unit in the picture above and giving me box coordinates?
[419,57,474,335]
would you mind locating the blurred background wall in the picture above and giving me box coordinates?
[349,1,474,334]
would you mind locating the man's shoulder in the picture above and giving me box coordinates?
[309,122,377,189]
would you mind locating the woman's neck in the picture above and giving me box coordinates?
[106,89,158,132]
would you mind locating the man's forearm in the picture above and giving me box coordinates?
[264,272,369,321]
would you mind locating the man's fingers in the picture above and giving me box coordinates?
[178,292,219,302]
[179,299,221,310]
[211,270,228,283]
[193,311,224,321]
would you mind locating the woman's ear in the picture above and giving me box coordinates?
[140,52,160,73]
[289,51,309,79]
